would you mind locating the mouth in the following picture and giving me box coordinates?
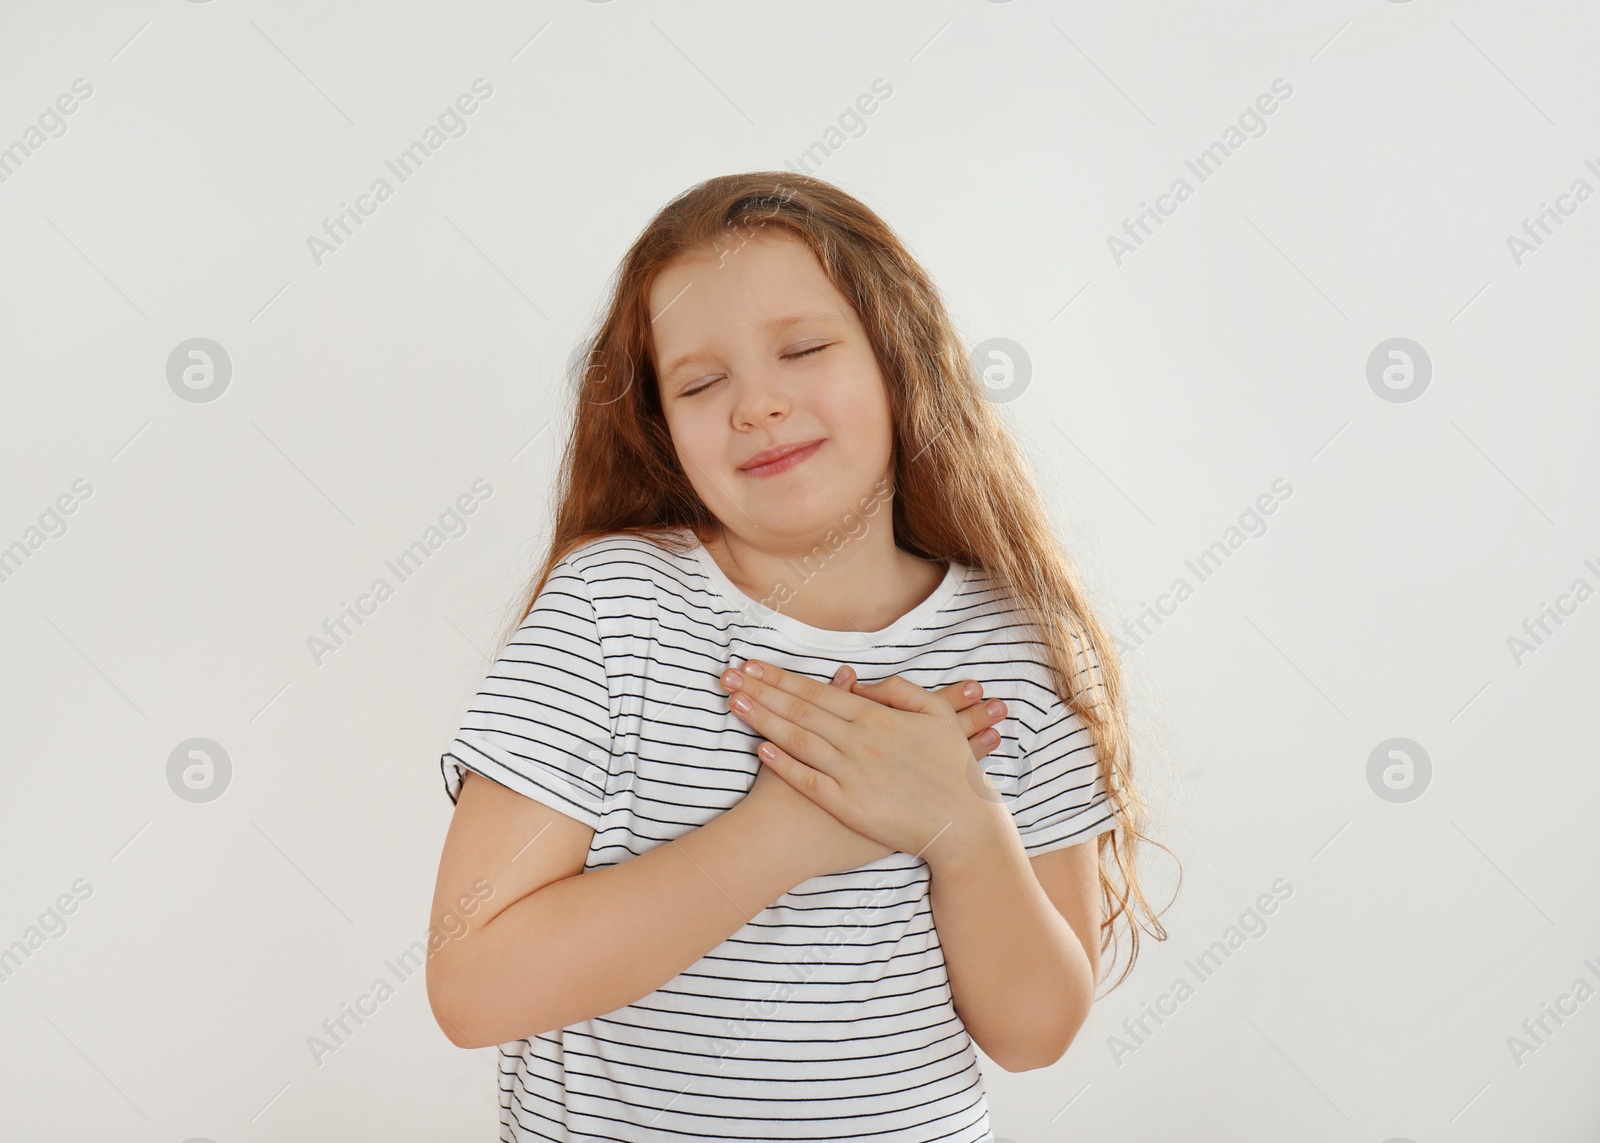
[737,438,826,477]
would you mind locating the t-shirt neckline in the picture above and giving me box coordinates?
[687,533,970,652]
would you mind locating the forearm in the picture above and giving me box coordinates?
[927,804,1095,1071]
[437,799,812,1049]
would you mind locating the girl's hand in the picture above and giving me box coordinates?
[740,667,1008,879]
[721,660,1011,861]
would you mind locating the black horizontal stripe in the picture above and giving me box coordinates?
[440,528,1116,1141]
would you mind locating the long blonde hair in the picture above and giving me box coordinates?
[507,171,1173,993]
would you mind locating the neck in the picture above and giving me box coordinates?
[702,523,947,634]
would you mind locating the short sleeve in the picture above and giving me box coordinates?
[1003,634,1116,857]
[439,551,615,830]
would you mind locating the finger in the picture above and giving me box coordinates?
[848,674,941,716]
[850,672,1000,738]
[955,695,1008,743]
[754,739,843,811]
[907,678,1005,741]
[723,660,857,739]
[723,679,843,772]
[969,724,1003,761]
[938,679,984,711]
[753,665,850,771]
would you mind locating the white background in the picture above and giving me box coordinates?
[1,1,1597,1140]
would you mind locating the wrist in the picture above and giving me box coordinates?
[726,792,821,887]
[922,799,1019,878]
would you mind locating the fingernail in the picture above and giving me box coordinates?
[743,661,764,678]
[962,681,981,699]
[986,700,1005,717]
[981,728,1000,746]
[723,671,744,690]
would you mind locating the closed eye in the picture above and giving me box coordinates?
[679,343,831,398]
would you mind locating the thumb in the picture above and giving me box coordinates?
[850,674,936,714]
[830,664,855,688]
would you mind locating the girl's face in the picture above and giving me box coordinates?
[648,229,895,544]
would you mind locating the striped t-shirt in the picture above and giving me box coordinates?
[439,528,1114,1142]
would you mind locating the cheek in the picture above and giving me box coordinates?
[822,371,893,451]
[666,411,728,493]
[664,404,710,455]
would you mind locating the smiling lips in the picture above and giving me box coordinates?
[738,438,825,477]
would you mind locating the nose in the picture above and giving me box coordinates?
[731,371,790,431]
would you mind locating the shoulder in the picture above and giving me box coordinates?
[552,528,704,609]
[950,563,1052,665]
[954,563,1102,719]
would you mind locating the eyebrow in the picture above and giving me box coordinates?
[660,312,844,383]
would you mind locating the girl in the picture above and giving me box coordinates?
[427,172,1169,1142]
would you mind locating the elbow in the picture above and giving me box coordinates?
[435,1012,477,1050]
[996,1045,1062,1073]
[432,994,497,1051]
[996,1035,1071,1073]
[994,1010,1090,1073]
[982,1031,1059,1073]
[427,953,560,1049]
[428,992,473,1050]
[426,957,487,1049]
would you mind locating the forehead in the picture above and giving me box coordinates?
[647,231,853,363]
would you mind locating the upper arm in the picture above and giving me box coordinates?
[426,770,595,1036]
[1029,836,1102,984]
